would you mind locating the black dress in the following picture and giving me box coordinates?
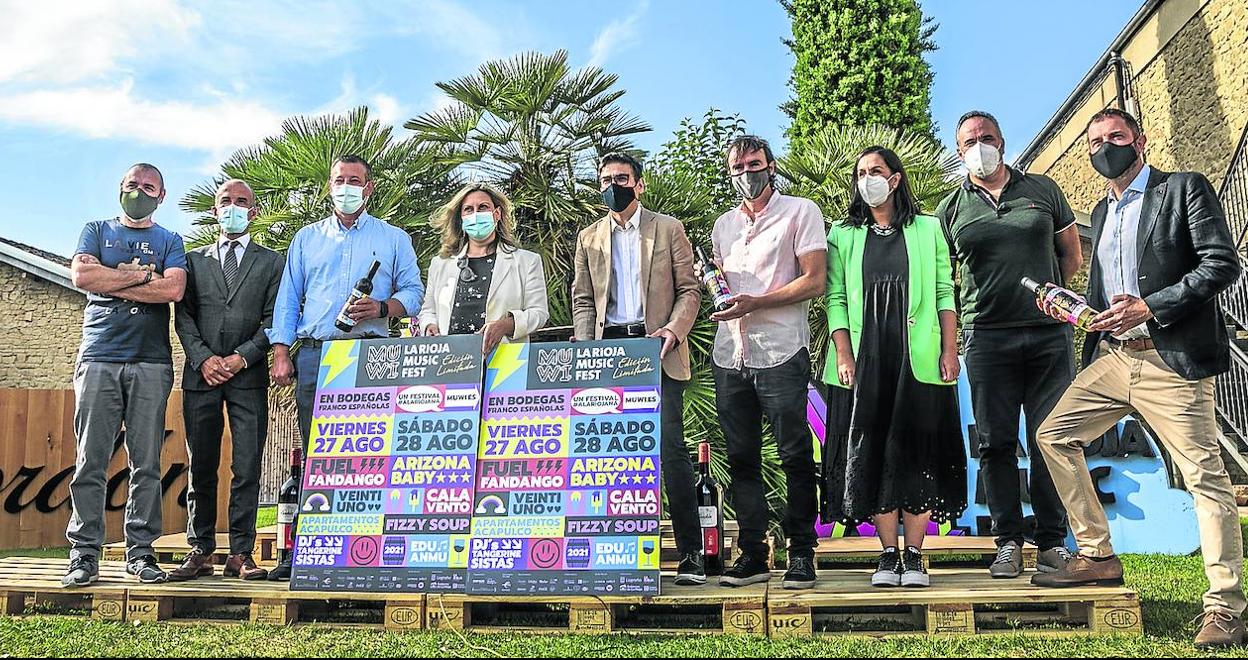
[821,228,966,526]
[448,254,496,335]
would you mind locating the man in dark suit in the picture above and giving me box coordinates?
[1033,109,1245,649]
[170,179,284,581]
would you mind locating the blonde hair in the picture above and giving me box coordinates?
[433,183,520,258]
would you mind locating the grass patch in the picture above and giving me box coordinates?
[0,519,1243,656]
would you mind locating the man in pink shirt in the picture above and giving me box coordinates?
[708,136,827,590]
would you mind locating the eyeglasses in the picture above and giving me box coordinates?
[599,174,634,187]
[456,257,478,283]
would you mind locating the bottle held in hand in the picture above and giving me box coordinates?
[334,260,381,332]
[695,246,733,314]
[1021,277,1099,330]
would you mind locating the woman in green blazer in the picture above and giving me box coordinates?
[823,146,966,589]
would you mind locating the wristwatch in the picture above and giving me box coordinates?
[378,299,389,319]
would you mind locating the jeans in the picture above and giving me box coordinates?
[963,324,1073,550]
[714,349,816,559]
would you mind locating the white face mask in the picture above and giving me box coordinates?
[963,142,1003,179]
[331,184,366,214]
[857,174,894,208]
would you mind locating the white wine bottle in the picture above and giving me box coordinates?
[1021,277,1099,330]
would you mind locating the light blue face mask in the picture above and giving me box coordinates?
[461,211,497,240]
[331,184,366,214]
[218,204,251,234]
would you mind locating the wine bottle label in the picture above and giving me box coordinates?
[1065,302,1090,325]
[277,503,297,523]
[277,522,292,551]
[702,527,721,557]
[701,272,732,307]
[698,505,718,527]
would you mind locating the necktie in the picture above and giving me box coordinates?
[223,241,240,292]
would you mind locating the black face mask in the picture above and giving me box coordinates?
[601,183,636,213]
[1091,141,1139,179]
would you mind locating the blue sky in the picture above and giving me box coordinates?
[0,0,1143,257]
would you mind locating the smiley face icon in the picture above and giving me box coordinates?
[529,539,562,570]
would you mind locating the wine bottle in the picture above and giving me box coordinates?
[695,441,724,575]
[275,446,303,565]
[1021,277,1099,330]
[334,260,381,332]
[695,246,733,313]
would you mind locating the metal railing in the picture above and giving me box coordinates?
[1215,120,1248,445]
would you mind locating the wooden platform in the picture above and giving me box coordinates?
[767,568,1141,638]
[101,526,278,564]
[0,557,1142,639]
[809,536,1039,570]
[425,581,767,635]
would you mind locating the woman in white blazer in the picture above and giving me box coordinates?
[419,183,549,353]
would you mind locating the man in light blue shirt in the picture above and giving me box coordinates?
[1096,163,1151,339]
[268,154,424,447]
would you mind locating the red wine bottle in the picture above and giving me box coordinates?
[334,260,381,332]
[696,441,724,575]
[276,446,302,564]
[695,246,733,313]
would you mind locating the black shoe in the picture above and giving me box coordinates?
[871,548,902,588]
[674,553,707,586]
[901,547,930,588]
[782,554,817,590]
[719,553,771,587]
[125,555,167,584]
[62,555,99,588]
[267,560,292,582]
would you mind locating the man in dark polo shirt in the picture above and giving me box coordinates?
[935,111,1084,579]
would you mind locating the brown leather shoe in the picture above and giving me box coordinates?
[1030,554,1124,588]
[1195,611,1246,649]
[224,553,268,580]
[167,548,214,582]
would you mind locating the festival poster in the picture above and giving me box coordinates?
[290,335,484,592]
[469,338,663,596]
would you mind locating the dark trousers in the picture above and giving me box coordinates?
[661,375,701,555]
[184,385,267,555]
[963,324,1073,550]
[714,348,816,559]
[294,344,319,454]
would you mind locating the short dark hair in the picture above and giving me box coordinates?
[726,135,774,165]
[844,146,922,228]
[1086,107,1142,139]
[126,162,165,191]
[332,154,373,179]
[598,152,643,180]
[956,110,1002,136]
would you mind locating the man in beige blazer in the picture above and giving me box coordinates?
[572,152,705,585]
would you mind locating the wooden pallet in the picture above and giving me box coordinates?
[0,557,424,630]
[809,536,1038,570]
[101,526,278,564]
[425,578,768,636]
[766,567,1141,638]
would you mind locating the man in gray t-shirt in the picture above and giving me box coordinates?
[63,163,187,588]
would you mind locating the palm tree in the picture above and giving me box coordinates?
[180,106,458,260]
[405,50,650,325]
[779,124,962,376]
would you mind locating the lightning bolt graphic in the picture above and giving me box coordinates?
[488,343,527,389]
[319,340,357,387]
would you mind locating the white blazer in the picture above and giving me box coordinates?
[418,246,549,341]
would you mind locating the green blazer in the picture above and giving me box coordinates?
[823,213,956,388]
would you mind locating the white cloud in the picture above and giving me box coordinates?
[0,0,200,84]
[0,80,284,151]
[386,0,507,61]
[587,0,649,69]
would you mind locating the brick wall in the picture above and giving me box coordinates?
[1037,0,1248,214]
[0,261,186,389]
